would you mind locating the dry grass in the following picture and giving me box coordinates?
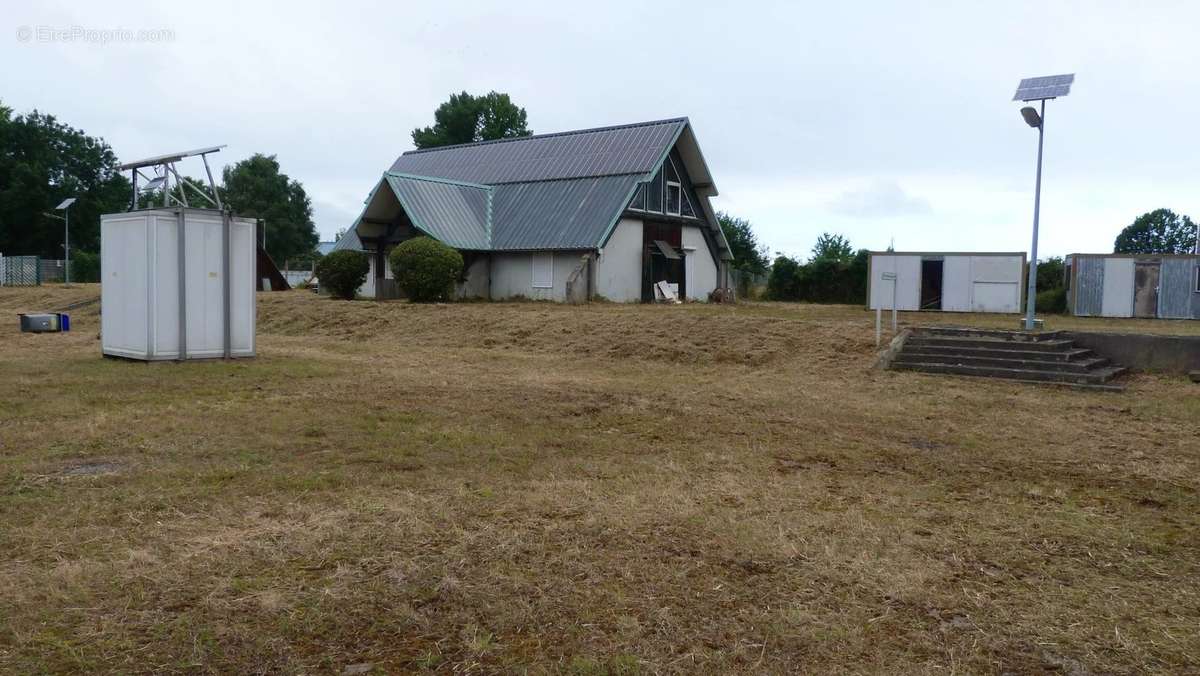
[1,286,1198,674]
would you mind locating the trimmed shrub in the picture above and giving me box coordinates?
[315,249,369,300]
[70,251,100,283]
[388,237,463,303]
[1036,286,1067,314]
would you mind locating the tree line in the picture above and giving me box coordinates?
[0,101,319,276]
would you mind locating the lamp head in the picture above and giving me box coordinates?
[1020,106,1042,129]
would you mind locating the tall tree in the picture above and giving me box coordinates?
[1113,209,1198,254]
[411,91,532,149]
[221,154,317,263]
[810,232,854,263]
[717,211,769,274]
[0,103,130,258]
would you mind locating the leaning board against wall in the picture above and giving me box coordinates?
[101,208,257,360]
[868,252,1026,313]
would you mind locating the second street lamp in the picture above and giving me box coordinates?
[1012,73,1074,331]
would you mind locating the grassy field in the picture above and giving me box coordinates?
[1,286,1198,674]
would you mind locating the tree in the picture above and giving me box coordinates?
[1036,256,1065,293]
[1113,209,1198,254]
[411,91,532,149]
[221,154,318,263]
[0,104,130,258]
[717,211,769,274]
[811,232,854,263]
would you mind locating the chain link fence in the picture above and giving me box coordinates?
[0,255,42,286]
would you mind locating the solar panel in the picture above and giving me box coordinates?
[1013,73,1075,101]
[141,176,166,192]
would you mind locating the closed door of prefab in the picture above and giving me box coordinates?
[1133,261,1160,318]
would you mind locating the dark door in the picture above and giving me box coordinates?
[920,259,943,310]
[1133,261,1160,318]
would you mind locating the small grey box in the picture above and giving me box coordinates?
[19,313,60,333]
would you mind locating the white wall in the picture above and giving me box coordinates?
[868,254,921,310]
[968,255,1023,313]
[490,251,587,301]
[595,217,643,302]
[456,256,490,299]
[682,225,718,300]
[941,256,972,311]
[359,255,376,298]
[1101,257,1135,317]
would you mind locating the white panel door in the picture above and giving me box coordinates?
[101,216,150,356]
[941,256,972,312]
[970,256,1023,313]
[1101,257,1135,317]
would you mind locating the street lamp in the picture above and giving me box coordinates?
[1013,73,1074,331]
[43,197,78,285]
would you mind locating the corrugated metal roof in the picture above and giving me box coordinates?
[342,117,732,258]
[389,118,686,185]
[490,175,639,250]
[386,174,491,250]
[330,227,364,252]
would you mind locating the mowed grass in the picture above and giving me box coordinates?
[1,286,1198,674]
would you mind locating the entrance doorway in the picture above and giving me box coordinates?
[1133,261,1160,318]
[920,259,943,310]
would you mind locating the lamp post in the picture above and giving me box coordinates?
[1020,103,1045,332]
[43,197,77,286]
[1012,73,1074,331]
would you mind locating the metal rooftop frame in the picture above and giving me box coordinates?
[118,145,227,211]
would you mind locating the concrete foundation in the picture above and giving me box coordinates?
[1060,331,1200,375]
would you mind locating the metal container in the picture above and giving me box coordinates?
[19,313,68,332]
[100,208,256,360]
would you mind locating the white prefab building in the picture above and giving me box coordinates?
[333,118,734,302]
[101,208,257,360]
[868,252,1027,313]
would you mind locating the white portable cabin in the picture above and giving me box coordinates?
[101,208,257,360]
[868,252,1026,313]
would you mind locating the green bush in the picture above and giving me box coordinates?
[70,251,100,283]
[315,249,369,300]
[766,249,869,303]
[1036,286,1067,314]
[388,237,463,303]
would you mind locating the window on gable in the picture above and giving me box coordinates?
[666,181,682,215]
[646,168,663,212]
[680,188,695,218]
[629,183,645,211]
[532,252,554,288]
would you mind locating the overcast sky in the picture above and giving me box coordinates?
[4,0,1198,259]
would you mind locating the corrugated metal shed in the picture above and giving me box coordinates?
[390,119,685,185]
[490,175,638,250]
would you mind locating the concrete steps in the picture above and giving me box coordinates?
[891,327,1127,390]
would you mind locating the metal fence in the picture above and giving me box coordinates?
[0,255,42,286]
[730,268,768,299]
[40,258,66,283]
